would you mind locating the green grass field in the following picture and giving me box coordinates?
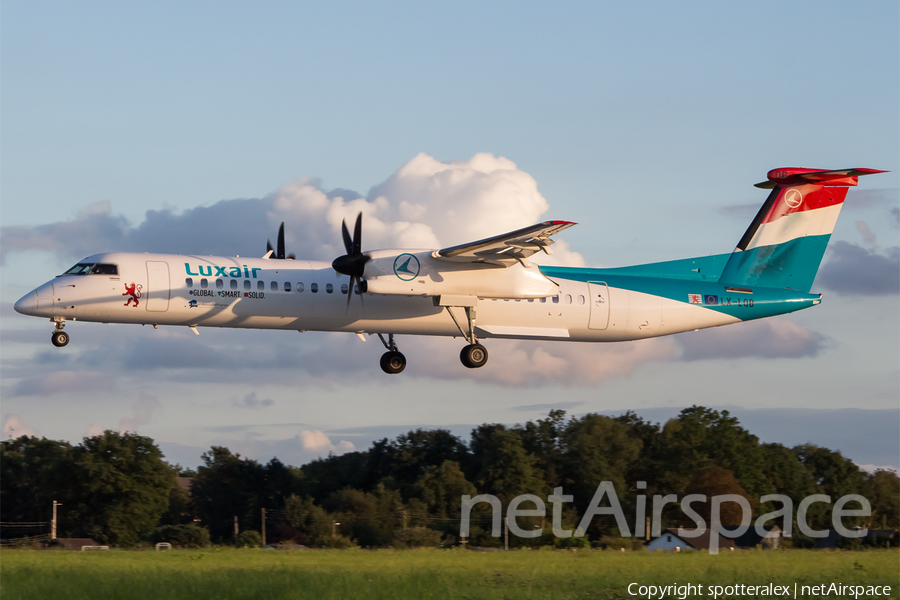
[1,548,897,600]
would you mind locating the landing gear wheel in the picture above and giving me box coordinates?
[380,351,407,374]
[460,343,488,369]
[51,331,69,347]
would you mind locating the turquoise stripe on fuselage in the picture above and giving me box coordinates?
[538,265,821,321]
[595,253,731,281]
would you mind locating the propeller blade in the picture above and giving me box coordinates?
[277,222,286,260]
[333,212,369,279]
[346,276,355,312]
[341,220,353,255]
[352,213,363,255]
[266,240,274,254]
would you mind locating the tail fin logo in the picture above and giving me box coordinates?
[784,189,803,208]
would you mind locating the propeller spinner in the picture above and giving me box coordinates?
[332,213,369,307]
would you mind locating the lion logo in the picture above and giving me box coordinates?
[123,283,143,307]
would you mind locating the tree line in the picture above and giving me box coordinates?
[1,407,897,548]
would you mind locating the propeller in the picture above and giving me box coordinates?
[266,222,296,259]
[331,212,369,309]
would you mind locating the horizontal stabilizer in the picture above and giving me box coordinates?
[754,167,888,189]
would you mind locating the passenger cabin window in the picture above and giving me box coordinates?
[90,263,118,275]
[297,282,304,292]
[341,283,348,294]
[552,295,559,304]
[540,297,546,303]
[284,282,291,292]
[565,294,572,304]
[216,279,224,289]
[230,279,238,290]
[64,263,95,275]
[185,278,193,288]
[578,295,585,305]
[257,280,264,291]
[201,279,208,289]
[271,281,278,291]
[326,283,333,294]
[310,283,318,293]
[244,280,251,290]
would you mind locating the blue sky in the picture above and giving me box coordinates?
[2,1,897,470]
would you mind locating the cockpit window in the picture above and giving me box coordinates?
[64,263,119,275]
[90,264,118,275]
[64,263,95,275]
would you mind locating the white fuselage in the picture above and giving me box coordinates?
[16,251,742,343]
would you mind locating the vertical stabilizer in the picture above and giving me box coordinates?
[718,168,886,291]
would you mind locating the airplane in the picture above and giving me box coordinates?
[14,167,886,374]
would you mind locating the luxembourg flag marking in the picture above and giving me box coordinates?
[688,294,702,304]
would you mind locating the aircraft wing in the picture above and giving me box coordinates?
[433,221,576,265]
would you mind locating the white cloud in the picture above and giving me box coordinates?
[677,319,827,361]
[86,423,104,437]
[2,414,38,439]
[202,429,358,466]
[118,392,161,433]
[0,152,583,267]
[298,429,355,455]
[856,464,898,474]
[855,221,877,246]
[398,335,677,386]
[12,370,109,397]
[234,392,274,409]
[268,152,584,265]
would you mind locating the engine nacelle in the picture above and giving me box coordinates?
[362,250,558,299]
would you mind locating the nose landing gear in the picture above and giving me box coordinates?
[377,333,406,374]
[50,319,69,347]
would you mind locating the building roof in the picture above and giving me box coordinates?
[657,528,736,551]
[727,524,782,548]
[55,538,99,550]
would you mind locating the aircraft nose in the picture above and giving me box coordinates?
[14,291,36,315]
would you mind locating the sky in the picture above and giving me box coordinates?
[1,1,898,472]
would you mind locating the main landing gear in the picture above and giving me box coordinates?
[375,302,490,373]
[460,343,488,369]
[377,333,406,374]
[50,318,69,347]
[446,305,489,369]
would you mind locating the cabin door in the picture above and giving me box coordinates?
[587,282,610,330]
[145,261,170,312]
